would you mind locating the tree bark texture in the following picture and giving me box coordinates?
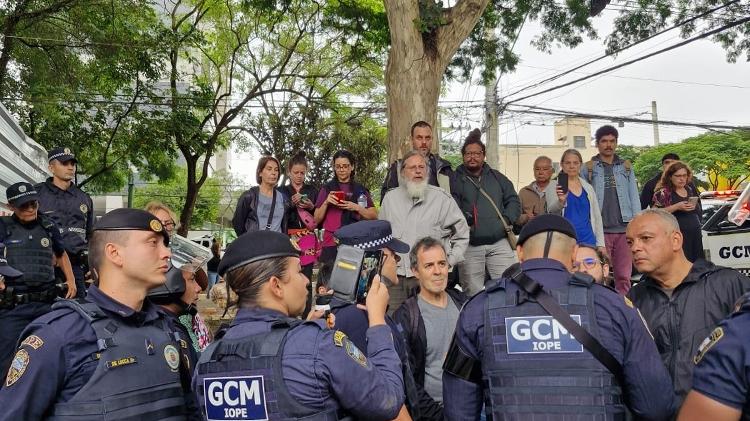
[384,0,490,163]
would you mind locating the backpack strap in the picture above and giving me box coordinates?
[585,160,594,183]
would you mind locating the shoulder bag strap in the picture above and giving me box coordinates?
[463,176,517,248]
[265,189,277,230]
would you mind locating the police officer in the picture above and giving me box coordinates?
[36,147,94,298]
[0,208,196,420]
[0,182,75,379]
[149,264,204,368]
[330,220,432,420]
[677,292,750,420]
[192,230,404,420]
[442,214,677,420]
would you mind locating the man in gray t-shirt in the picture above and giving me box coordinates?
[392,237,468,420]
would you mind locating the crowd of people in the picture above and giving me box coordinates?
[0,121,747,420]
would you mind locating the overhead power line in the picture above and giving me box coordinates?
[503,14,750,106]
[503,0,743,99]
[507,104,750,131]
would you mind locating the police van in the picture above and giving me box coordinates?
[702,187,750,276]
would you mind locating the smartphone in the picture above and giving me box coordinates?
[299,193,308,200]
[688,196,699,206]
[328,245,384,305]
[557,172,569,194]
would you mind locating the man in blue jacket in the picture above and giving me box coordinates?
[581,125,641,295]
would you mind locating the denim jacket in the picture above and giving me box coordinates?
[580,155,641,223]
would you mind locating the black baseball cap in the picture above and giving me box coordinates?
[6,182,39,208]
[48,147,77,163]
[517,214,577,246]
[218,230,300,277]
[335,220,410,254]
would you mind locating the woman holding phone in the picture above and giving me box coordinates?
[314,150,377,264]
[653,161,704,262]
[545,149,606,254]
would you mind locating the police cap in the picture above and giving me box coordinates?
[93,208,170,246]
[6,182,39,208]
[48,147,78,163]
[335,220,409,253]
[517,214,577,246]
[218,230,300,277]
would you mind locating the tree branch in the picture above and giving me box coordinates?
[438,0,491,60]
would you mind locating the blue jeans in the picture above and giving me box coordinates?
[207,271,219,294]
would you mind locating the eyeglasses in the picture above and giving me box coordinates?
[573,257,601,270]
[161,220,176,229]
[19,201,39,211]
[334,164,351,170]
[463,151,484,157]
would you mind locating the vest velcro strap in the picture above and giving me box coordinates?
[96,338,115,351]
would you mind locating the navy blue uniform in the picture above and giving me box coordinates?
[0,285,195,419]
[36,178,93,297]
[443,258,676,420]
[193,307,404,420]
[690,294,750,418]
[0,215,67,378]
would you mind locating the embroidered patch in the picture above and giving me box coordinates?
[106,356,137,369]
[150,219,163,232]
[20,335,44,350]
[5,349,29,387]
[333,330,346,347]
[80,204,88,213]
[64,148,71,154]
[203,376,268,421]
[18,185,26,193]
[623,296,634,308]
[40,238,50,248]
[164,345,180,371]
[505,315,584,354]
[694,327,724,364]
[344,338,367,367]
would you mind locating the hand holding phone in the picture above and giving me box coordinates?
[557,172,569,194]
[687,196,699,206]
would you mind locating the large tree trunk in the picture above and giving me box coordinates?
[383,0,490,163]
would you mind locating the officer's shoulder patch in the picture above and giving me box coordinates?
[694,327,724,365]
[20,335,44,350]
[333,330,346,347]
[5,349,30,387]
[80,203,88,213]
[344,337,368,367]
[623,296,634,308]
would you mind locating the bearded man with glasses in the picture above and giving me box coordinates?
[574,243,613,288]
[0,181,76,379]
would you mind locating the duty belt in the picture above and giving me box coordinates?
[0,285,63,310]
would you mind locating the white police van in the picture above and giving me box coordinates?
[702,187,750,276]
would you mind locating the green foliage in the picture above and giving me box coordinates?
[133,167,228,229]
[242,103,387,192]
[632,130,750,190]
[442,152,463,170]
[606,1,750,62]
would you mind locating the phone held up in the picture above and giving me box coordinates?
[328,245,384,305]
[557,172,569,194]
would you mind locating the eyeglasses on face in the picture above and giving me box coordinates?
[19,201,39,211]
[161,220,176,229]
[463,151,484,157]
[573,257,601,270]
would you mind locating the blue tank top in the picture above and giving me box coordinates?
[565,189,597,245]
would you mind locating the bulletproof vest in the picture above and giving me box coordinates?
[1,216,55,289]
[482,275,626,420]
[194,318,340,421]
[47,300,189,421]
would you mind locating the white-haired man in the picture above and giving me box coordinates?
[379,151,469,313]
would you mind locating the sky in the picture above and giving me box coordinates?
[232,4,750,183]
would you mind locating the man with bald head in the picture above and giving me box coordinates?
[627,209,750,407]
[443,214,675,420]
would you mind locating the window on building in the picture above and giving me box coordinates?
[574,136,586,148]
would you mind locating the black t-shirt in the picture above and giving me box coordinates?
[207,256,220,273]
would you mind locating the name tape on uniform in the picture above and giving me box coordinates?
[505,315,584,354]
[204,375,268,421]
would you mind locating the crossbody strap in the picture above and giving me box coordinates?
[464,176,514,236]
[265,189,277,230]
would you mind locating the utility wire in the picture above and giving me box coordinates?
[503,0,742,100]
[504,14,750,106]
[506,104,750,131]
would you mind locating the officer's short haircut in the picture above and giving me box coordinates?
[410,121,432,137]
[88,230,131,271]
[410,237,446,270]
[399,151,430,184]
[635,209,680,234]
[224,256,290,309]
[522,231,576,256]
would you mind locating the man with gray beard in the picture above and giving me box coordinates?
[379,151,470,313]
